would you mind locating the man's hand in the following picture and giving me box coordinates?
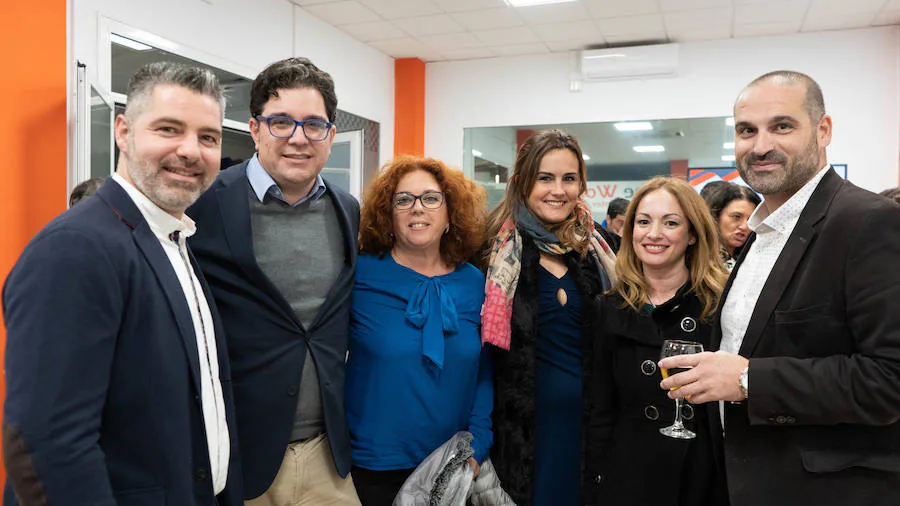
[659,351,749,403]
[468,457,481,479]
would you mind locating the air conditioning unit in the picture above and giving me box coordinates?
[579,43,679,81]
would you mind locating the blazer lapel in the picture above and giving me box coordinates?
[98,182,203,394]
[215,164,304,328]
[737,168,842,357]
[305,184,357,331]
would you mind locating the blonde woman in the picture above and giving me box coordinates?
[586,177,729,506]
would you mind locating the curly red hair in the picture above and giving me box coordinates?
[359,156,487,266]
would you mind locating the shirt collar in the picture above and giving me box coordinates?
[748,163,832,236]
[112,172,197,242]
[246,153,327,207]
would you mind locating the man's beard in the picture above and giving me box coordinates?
[126,135,210,214]
[737,134,821,197]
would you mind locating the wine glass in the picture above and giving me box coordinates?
[659,339,704,439]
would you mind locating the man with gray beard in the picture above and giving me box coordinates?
[3,62,241,506]
[660,70,900,506]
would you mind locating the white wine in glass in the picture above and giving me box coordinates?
[659,339,704,439]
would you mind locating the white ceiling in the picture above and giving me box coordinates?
[290,0,900,62]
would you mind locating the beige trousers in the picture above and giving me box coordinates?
[245,434,361,506]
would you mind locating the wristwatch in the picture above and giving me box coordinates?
[738,366,750,400]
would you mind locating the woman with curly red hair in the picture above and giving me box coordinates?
[346,156,494,505]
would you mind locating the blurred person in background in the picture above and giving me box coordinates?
[705,183,761,270]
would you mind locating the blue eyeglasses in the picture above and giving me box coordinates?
[257,115,333,141]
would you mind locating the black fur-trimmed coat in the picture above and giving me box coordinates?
[489,235,604,506]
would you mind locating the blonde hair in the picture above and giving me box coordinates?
[614,177,727,320]
[485,129,589,255]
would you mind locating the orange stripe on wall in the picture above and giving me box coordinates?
[394,58,426,157]
[0,0,68,485]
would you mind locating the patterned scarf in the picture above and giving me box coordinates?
[481,201,617,350]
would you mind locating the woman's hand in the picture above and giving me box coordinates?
[468,457,481,478]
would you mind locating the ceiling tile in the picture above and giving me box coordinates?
[290,0,345,5]
[451,8,524,31]
[733,21,803,37]
[532,20,603,42]
[473,26,541,45]
[734,0,807,25]
[603,31,668,44]
[885,0,900,10]
[659,0,733,12]
[441,47,498,60]
[392,14,466,37]
[801,13,878,31]
[431,0,508,13]
[807,0,888,17]
[873,10,900,25]
[303,1,381,25]
[667,24,732,41]
[664,7,733,31]
[340,20,407,41]
[368,37,440,59]
[583,0,661,18]
[516,2,592,25]
[596,13,665,36]
[546,38,605,52]
[419,32,485,51]
[359,0,443,19]
[490,42,551,56]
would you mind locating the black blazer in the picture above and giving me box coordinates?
[712,168,900,506]
[3,180,242,506]
[187,161,360,499]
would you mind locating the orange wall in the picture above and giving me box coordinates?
[0,0,69,484]
[394,58,426,157]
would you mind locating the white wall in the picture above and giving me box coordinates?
[72,0,394,165]
[426,26,900,193]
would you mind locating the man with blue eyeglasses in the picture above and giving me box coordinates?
[188,57,361,505]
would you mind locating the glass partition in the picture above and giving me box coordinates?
[464,117,736,215]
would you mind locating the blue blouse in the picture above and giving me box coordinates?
[346,253,494,470]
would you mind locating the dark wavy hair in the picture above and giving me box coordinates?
[706,183,762,221]
[359,156,487,266]
[250,57,337,122]
[880,187,900,205]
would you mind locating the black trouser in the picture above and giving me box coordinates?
[351,466,416,506]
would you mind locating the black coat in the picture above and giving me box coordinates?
[489,236,604,506]
[586,286,727,506]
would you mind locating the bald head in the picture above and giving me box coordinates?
[738,70,825,124]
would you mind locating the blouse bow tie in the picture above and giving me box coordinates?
[405,277,459,370]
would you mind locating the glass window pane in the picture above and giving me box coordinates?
[90,88,112,179]
[322,168,350,193]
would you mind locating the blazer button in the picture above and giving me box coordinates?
[194,394,200,403]
[640,360,657,376]
[194,468,208,481]
[594,474,603,484]
[287,386,298,397]
[776,415,787,424]
[644,405,660,421]
[681,403,695,421]
[786,416,796,424]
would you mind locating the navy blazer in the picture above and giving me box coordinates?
[2,180,242,506]
[187,161,360,499]
[710,168,900,506]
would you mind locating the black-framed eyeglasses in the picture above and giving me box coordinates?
[257,115,333,141]
[392,191,445,210]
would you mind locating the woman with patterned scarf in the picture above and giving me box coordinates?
[481,129,616,506]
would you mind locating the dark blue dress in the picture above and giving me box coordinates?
[533,265,583,505]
